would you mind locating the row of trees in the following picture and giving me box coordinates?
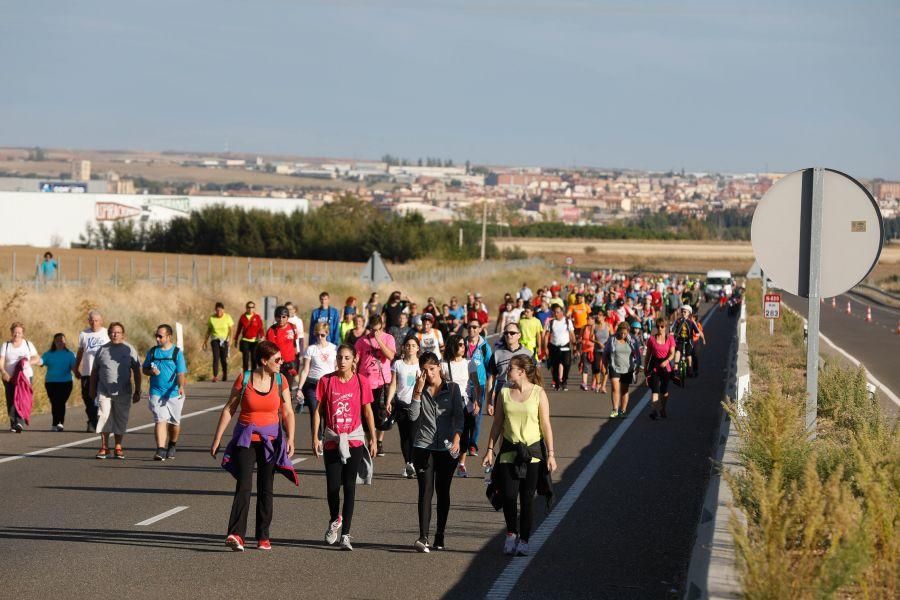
[79,196,499,262]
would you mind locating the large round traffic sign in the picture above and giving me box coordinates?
[751,168,883,298]
[565,256,574,266]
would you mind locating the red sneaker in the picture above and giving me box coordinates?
[225,534,244,551]
[258,539,272,551]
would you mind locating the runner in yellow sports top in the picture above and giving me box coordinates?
[517,305,543,357]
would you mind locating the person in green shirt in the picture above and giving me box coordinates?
[339,306,356,343]
[518,305,543,358]
[202,302,234,382]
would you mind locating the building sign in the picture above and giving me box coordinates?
[146,196,190,213]
[40,182,87,193]
[96,202,141,221]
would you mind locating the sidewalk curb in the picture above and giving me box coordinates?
[684,309,746,599]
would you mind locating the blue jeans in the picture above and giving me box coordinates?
[469,386,486,451]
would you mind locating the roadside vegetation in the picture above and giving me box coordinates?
[0,259,555,422]
[726,282,898,599]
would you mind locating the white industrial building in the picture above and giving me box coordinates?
[0,191,309,247]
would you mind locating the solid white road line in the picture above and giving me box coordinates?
[135,506,189,527]
[291,457,308,465]
[784,305,900,408]
[0,403,226,465]
[487,307,718,599]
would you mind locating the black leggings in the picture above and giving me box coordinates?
[497,461,540,542]
[211,339,228,379]
[324,445,364,535]
[227,442,275,540]
[238,339,258,372]
[394,404,414,464]
[45,381,73,426]
[413,448,458,540]
[80,377,98,428]
[548,344,572,387]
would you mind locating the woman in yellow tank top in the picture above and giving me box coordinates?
[482,354,557,557]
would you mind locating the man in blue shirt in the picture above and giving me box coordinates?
[448,296,466,321]
[310,291,341,346]
[142,324,187,461]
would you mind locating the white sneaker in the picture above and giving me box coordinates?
[516,540,530,556]
[325,516,342,545]
[503,533,518,555]
[339,534,353,551]
[405,462,416,479]
[414,537,430,553]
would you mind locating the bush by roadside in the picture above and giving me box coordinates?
[726,282,899,599]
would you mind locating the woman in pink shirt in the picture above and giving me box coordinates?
[312,344,378,551]
[354,315,396,457]
[644,317,676,420]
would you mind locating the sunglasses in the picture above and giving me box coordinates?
[467,325,479,329]
[246,305,255,309]
[155,334,166,339]
[317,333,327,338]
[504,331,520,336]
[271,357,284,363]
[278,315,289,319]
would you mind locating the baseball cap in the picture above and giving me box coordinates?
[422,313,435,322]
[682,305,693,314]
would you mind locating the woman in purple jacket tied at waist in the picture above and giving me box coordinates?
[210,341,297,552]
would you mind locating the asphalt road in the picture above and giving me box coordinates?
[0,306,730,600]
[781,290,900,417]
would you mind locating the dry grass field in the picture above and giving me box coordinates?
[495,237,900,281]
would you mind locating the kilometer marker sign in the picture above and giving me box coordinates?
[763,293,781,319]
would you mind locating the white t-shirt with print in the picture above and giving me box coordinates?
[304,342,336,381]
[77,328,110,377]
[418,330,444,357]
[392,359,420,405]
[1,340,38,379]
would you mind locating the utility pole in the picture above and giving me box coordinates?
[480,201,487,261]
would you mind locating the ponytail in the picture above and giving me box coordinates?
[509,354,542,388]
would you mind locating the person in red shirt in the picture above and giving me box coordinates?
[466,295,489,326]
[266,306,300,405]
[234,300,264,372]
[313,344,378,551]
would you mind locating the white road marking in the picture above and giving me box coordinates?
[0,403,226,465]
[487,307,718,599]
[135,506,189,527]
[291,457,308,464]
[784,305,900,408]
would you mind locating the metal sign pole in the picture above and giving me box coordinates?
[805,167,825,435]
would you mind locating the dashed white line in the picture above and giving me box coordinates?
[291,457,308,465]
[135,506,189,526]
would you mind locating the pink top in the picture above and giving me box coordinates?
[316,373,373,450]
[647,334,675,373]
[354,333,395,389]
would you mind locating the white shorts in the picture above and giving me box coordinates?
[148,394,184,425]
[96,392,132,435]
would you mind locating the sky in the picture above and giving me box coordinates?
[1,0,898,178]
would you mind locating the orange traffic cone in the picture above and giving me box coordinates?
[866,306,872,322]
[846,301,852,315]
[831,297,836,308]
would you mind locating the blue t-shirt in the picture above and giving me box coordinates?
[41,349,75,383]
[448,306,466,321]
[40,259,58,279]
[142,345,187,400]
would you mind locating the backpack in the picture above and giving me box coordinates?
[240,370,284,399]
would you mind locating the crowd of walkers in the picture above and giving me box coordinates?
[2,268,726,556]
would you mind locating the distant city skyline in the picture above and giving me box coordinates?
[1,1,898,179]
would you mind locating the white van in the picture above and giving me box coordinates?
[704,270,734,301]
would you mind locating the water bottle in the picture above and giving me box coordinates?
[444,439,460,459]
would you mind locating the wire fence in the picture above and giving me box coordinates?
[1,249,546,291]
